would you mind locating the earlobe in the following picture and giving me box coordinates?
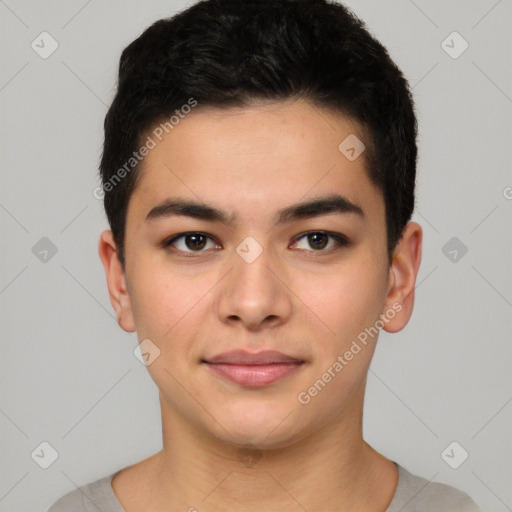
[98,230,136,332]
[382,222,423,334]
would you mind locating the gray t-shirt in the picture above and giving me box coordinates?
[47,462,481,511]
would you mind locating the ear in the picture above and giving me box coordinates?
[98,230,136,332]
[381,222,423,334]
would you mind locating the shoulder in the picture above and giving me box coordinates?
[46,470,124,512]
[387,463,481,512]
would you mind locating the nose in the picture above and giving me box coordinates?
[216,243,293,331]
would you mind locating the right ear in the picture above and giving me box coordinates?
[98,230,136,332]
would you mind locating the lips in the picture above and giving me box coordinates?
[202,350,305,387]
[204,350,303,365]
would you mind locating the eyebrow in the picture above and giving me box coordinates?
[145,193,365,226]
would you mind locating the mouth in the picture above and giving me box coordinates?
[201,350,305,387]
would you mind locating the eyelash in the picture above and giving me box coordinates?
[161,231,351,256]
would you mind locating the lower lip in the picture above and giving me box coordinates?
[204,362,303,387]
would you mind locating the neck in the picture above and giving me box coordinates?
[142,382,397,512]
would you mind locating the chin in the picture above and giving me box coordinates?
[215,426,305,452]
[204,402,311,451]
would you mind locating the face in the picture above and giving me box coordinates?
[100,99,421,450]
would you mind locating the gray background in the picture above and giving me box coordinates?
[0,0,511,510]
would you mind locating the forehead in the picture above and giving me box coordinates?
[127,99,383,228]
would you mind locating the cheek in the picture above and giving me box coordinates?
[303,259,386,348]
[128,263,197,338]
[295,264,384,412]
[127,261,219,364]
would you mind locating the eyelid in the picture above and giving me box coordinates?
[291,231,350,251]
[161,231,220,251]
[162,230,350,254]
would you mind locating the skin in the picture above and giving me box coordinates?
[99,98,422,511]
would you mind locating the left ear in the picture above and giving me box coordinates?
[381,222,423,333]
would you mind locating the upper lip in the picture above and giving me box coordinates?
[203,350,303,365]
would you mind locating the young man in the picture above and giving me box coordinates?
[48,0,481,510]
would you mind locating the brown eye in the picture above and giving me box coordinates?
[292,231,350,252]
[184,234,207,250]
[162,232,219,253]
[307,232,329,250]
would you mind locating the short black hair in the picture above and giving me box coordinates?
[99,0,418,268]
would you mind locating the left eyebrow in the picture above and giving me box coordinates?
[276,194,365,224]
[145,193,365,226]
